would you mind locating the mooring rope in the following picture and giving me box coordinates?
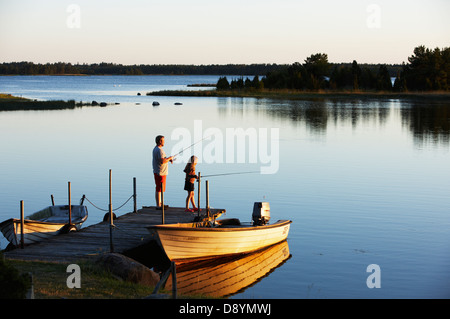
[84,194,134,212]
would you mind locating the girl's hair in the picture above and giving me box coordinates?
[184,156,198,173]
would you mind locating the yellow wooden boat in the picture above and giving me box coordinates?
[164,240,291,298]
[147,202,291,262]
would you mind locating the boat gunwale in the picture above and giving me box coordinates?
[147,219,292,232]
[1,217,86,227]
[0,205,88,227]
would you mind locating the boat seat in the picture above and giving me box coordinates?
[42,217,75,223]
[215,218,241,226]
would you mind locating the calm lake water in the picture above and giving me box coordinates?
[1,75,449,299]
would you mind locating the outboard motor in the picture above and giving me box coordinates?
[252,202,270,226]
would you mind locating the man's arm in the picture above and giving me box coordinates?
[157,148,173,164]
[160,156,173,164]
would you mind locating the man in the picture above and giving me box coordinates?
[152,135,173,209]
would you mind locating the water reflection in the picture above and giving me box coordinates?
[217,98,450,146]
[164,241,291,298]
[400,101,450,146]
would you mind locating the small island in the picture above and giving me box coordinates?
[0,94,95,111]
[148,46,450,101]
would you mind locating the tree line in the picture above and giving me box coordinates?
[217,46,449,92]
[0,62,284,76]
[1,45,447,92]
[0,61,401,78]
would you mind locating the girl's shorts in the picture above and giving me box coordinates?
[184,181,195,192]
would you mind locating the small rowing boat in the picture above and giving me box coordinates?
[147,202,291,262]
[0,205,88,248]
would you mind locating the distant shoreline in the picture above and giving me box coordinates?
[147,89,450,101]
[1,88,449,112]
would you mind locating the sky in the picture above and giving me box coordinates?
[0,0,449,65]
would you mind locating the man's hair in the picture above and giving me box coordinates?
[155,135,164,145]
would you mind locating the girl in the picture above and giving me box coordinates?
[183,155,198,212]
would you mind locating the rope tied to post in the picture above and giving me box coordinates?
[83,194,134,212]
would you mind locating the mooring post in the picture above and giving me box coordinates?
[161,182,165,224]
[171,261,177,299]
[68,181,72,225]
[133,177,137,213]
[109,169,114,252]
[197,172,201,217]
[206,180,210,218]
[20,200,24,249]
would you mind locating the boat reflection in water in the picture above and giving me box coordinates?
[164,240,291,298]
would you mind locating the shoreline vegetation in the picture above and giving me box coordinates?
[2,89,449,113]
[1,45,449,109]
[0,93,106,111]
[149,45,449,101]
[146,89,450,101]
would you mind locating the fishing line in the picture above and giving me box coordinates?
[201,171,260,178]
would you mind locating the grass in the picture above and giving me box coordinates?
[0,93,94,111]
[0,93,29,102]
[7,259,156,299]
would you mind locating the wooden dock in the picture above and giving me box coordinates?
[3,207,225,263]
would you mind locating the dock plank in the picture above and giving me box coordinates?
[4,207,224,262]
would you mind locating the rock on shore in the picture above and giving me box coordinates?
[96,253,160,287]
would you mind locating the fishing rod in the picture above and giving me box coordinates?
[201,171,260,178]
[171,134,213,158]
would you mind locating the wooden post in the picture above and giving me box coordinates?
[133,177,137,213]
[109,169,114,253]
[51,194,55,206]
[171,261,177,299]
[197,172,201,217]
[20,200,24,249]
[161,182,165,224]
[206,180,210,218]
[68,182,72,225]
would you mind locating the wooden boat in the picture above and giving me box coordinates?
[164,240,291,298]
[148,202,291,262]
[0,205,88,247]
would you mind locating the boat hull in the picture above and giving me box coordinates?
[165,240,291,298]
[147,219,291,262]
[0,205,88,247]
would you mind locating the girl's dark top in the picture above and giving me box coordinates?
[184,165,197,183]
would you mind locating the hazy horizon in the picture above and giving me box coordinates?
[1,0,449,65]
